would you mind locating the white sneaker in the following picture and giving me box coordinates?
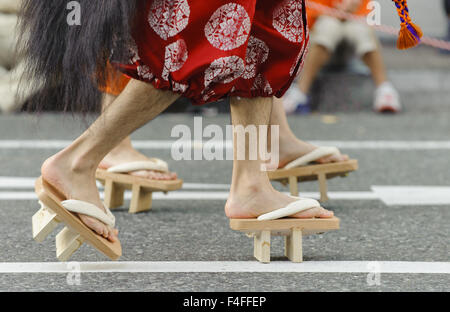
[373,82,402,113]
[282,85,309,114]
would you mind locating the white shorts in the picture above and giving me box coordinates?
[311,15,378,56]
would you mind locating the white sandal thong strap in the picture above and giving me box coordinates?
[61,200,116,227]
[257,198,321,221]
[284,146,341,169]
[106,159,169,174]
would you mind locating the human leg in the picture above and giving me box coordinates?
[225,97,333,219]
[99,93,177,180]
[42,79,179,240]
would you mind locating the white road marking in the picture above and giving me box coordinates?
[372,186,450,205]
[310,140,450,150]
[0,192,37,200]
[0,191,379,201]
[1,181,450,205]
[0,177,36,189]
[183,183,230,190]
[3,177,450,206]
[0,261,448,274]
[1,140,450,150]
[0,177,230,190]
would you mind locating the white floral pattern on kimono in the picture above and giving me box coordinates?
[205,3,251,51]
[204,55,245,88]
[273,0,304,43]
[149,0,190,40]
[162,39,188,81]
[243,36,269,80]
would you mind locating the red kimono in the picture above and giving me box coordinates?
[115,0,309,104]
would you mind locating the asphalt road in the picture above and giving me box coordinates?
[0,106,449,292]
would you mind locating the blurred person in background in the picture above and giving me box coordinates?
[445,0,450,43]
[282,0,401,114]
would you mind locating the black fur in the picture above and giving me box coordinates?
[17,0,139,114]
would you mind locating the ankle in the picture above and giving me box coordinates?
[279,133,298,149]
[227,182,264,216]
[108,140,136,158]
[70,154,98,174]
[230,170,270,195]
[279,136,306,154]
[41,150,96,183]
[52,146,98,174]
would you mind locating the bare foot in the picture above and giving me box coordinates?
[278,138,349,169]
[99,144,177,181]
[225,181,333,219]
[41,153,118,242]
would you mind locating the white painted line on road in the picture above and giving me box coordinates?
[372,186,450,206]
[0,177,230,190]
[310,141,450,150]
[0,261,448,274]
[2,140,450,150]
[3,185,450,206]
[183,183,230,190]
[0,140,72,149]
[0,192,37,200]
[0,177,36,189]
[1,177,449,205]
[0,191,379,201]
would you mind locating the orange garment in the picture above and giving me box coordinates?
[307,0,371,27]
[100,62,131,96]
[307,0,421,50]
[103,75,130,96]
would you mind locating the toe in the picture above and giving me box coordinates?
[79,214,118,241]
[90,219,105,235]
[166,171,178,180]
[108,234,117,242]
[317,153,349,164]
[137,170,178,181]
[130,170,148,178]
[100,225,109,238]
[107,226,119,242]
[319,207,334,218]
[94,224,104,236]
[291,206,333,219]
[316,156,334,164]
[333,153,349,162]
[95,222,109,238]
